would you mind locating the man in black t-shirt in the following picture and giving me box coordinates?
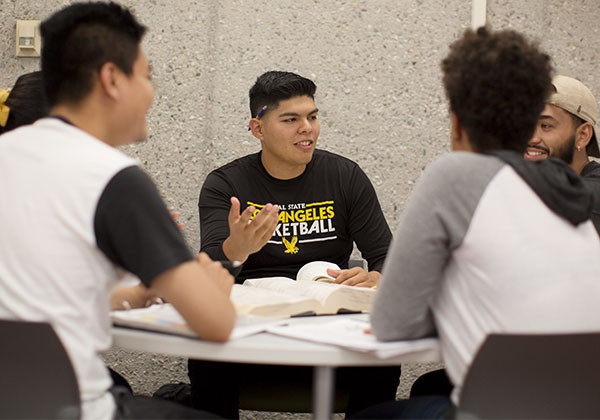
[190,70,399,419]
[524,75,600,233]
[199,70,391,285]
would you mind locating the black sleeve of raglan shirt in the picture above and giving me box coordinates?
[94,166,194,287]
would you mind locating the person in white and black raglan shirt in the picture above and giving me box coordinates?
[189,71,398,419]
[0,2,235,419]
[352,27,600,420]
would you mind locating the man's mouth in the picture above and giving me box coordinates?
[295,140,313,146]
[524,145,549,160]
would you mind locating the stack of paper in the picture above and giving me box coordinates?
[266,318,439,358]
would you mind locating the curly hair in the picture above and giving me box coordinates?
[441,27,553,153]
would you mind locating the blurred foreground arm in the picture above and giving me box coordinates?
[149,253,235,342]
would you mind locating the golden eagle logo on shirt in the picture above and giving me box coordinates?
[282,236,299,254]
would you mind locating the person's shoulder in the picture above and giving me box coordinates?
[209,152,260,175]
[102,166,159,204]
[428,151,501,172]
[582,160,600,178]
[422,152,504,191]
[313,149,357,164]
[581,161,600,195]
[311,149,361,173]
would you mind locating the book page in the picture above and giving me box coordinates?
[244,277,336,308]
[267,318,440,358]
[231,283,321,317]
[111,303,194,336]
[243,277,374,314]
[110,303,285,340]
[321,284,375,313]
[296,261,340,283]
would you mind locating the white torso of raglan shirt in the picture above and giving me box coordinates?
[372,152,600,407]
[0,118,137,419]
[434,164,600,404]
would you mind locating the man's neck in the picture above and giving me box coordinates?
[50,103,116,147]
[571,154,590,175]
[260,154,308,180]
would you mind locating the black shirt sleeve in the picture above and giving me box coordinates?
[198,170,234,261]
[346,165,392,272]
[94,166,193,286]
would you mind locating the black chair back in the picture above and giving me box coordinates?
[458,332,600,419]
[0,319,80,419]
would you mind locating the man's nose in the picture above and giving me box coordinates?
[529,129,543,144]
[298,118,313,133]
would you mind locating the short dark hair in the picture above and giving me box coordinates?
[441,27,553,153]
[0,71,48,135]
[40,1,146,106]
[249,71,316,118]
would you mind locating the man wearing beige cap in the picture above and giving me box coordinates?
[524,75,600,233]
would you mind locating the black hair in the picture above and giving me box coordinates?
[40,1,146,106]
[441,27,553,153]
[0,71,48,135]
[249,71,316,118]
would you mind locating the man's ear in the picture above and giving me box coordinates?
[97,62,120,100]
[576,122,594,150]
[248,118,264,140]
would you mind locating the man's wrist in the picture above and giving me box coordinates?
[222,237,249,264]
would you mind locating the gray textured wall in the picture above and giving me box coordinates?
[2,0,600,416]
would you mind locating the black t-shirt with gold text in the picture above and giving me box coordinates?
[199,150,392,282]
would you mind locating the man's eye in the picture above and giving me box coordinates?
[309,115,318,120]
[282,118,296,123]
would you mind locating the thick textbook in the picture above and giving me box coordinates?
[232,262,375,317]
[110,303,285,340]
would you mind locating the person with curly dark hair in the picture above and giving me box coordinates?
[441,27,553,154]
[350,26,600,419]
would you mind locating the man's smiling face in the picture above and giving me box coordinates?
[525,104,577,164]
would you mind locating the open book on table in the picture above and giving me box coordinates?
[110,303,285,340]
[231,261,375,317]
[267,316,440,359]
